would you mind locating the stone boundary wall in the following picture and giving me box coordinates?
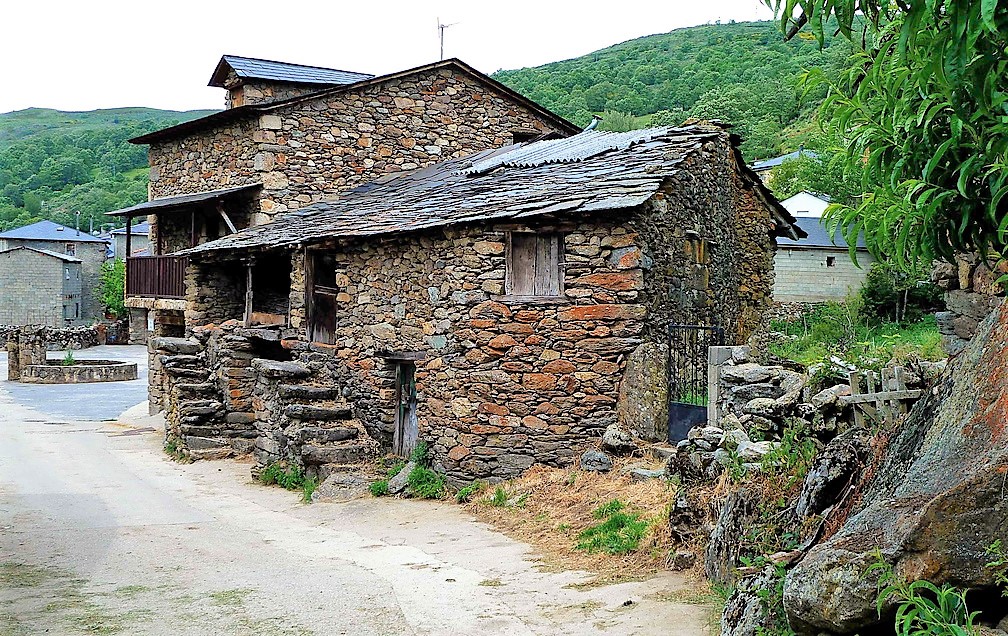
[933,254,1005,355]
[20,360,138,384]
[1,324,101,350]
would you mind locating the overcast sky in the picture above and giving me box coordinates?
[1,0,775,114]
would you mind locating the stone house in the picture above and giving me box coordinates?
[155,125,800,483]
[0,247,83,326]
[111,55,579,340]
[0,220,107,323]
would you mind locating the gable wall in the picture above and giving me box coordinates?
[147,65,567,236]
[0,250,71,326]
[0,239,106,323]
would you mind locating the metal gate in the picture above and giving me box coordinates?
[667,324,724,442]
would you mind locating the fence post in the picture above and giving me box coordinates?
[708,346,734,428]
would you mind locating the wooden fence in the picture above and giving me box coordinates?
[840,367,923,427]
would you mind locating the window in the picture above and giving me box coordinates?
[506,232,563,297]
[65,243,75,256]
[826,256,837,268]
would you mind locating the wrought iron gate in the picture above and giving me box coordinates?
[667,324,724,442]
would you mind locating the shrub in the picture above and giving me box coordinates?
[406,466,445,499]
[259,462,306,491]
[100,258,126,318]
[369,480,389,497]
[861,261,944,325]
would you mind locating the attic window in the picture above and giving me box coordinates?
[826,256,837,268]
[505,232,564,298]
[65,243,76,256]
[511,130,540,144]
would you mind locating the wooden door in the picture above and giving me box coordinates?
[393,362,418,457]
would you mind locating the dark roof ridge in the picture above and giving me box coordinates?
[131,58,580,145]
[213,54,374,84]
[0,245,82,262]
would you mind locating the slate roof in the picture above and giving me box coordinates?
[107,184,261,218]
[0,220,107,243]
[776,216,867,249]
[752,148,819,171]
[110,221,151,235]
[208,55,374,88]
[183,125,802,258]
[0,246,82,263]
[130,59,580,145]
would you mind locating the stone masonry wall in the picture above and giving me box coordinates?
[148,66,568,230]
[933,253,1006,355]
[0,249,66,326]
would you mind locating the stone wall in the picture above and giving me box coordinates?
[1,324,101,351]
[0,248,67,326]
[148,65,568,231]
[773,248,876,303]
[933,254,1006,355]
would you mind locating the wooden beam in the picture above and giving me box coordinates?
[217,201,237,234]
[125,221,132,258]
[839,390,923,406]
[244,261,254,327]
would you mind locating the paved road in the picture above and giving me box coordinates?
[0,348,709,635]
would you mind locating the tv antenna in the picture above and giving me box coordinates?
[437,17,459,60]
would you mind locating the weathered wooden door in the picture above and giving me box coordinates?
[393,362,418,457]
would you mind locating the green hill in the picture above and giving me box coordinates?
[0,107,216,233]
[492,20,851,160]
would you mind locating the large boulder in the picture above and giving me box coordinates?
[794,427,872,519]
[784,302,1008,635]
[616,342,669,440]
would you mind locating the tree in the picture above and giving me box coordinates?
[100,259,126,318]
[765,1,1008,268]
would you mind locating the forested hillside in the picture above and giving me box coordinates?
[0,21,849,235]
[0,108,215,232]
[493,21,851,160]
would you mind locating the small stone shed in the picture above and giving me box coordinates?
[156,125,801,482]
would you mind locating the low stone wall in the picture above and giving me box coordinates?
[933,254,1005,355]
[20,360,138,384]
[1,324,102,350]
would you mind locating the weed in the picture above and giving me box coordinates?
[259,462,306,491]
[301,477,317,503]
[479,578,503,587]
[869,555,979,636]
[406,465,446,499]
[386,460,405,478]
[576,501,649,555]
[163,439,190,463]
[985,540,1008,596]
[410,441,430,465]
[455,481,486,503]
[490,486,509,507]
[369,480,389,497]
[61,350,75,366]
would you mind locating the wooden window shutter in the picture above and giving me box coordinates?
[507,232,563,297]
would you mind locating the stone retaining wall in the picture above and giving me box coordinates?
[933,254,1005,355]
[1,324,101,350]
[20,360,137,384]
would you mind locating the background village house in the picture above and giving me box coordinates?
[0,220,107,325]
[772,191,874,302]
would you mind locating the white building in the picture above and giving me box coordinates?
[772,192,874,302]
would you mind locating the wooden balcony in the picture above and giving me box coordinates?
[126,255,188,299]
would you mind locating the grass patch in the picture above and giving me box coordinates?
[576,500,649,555]
[209,588,253,607]
[163,439,191,463]
[454,481,486,503]
[406,466,445,499]
[301,477,318,503]
[369,479,389,497]
[769,300,944,369]
[259,462,315,504]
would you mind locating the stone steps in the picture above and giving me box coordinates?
[284,403,352,421]
[277,384,341,401]
[299,443,372,465]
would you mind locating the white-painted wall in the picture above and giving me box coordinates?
[773,248,875,302]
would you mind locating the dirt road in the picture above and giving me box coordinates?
[0,354,710,635]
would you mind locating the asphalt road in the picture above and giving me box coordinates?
[0,346,709,635]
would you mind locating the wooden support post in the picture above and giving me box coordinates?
[217,201,237,234]
[244,260,254,327]
[707,346,734,428]
[125,219,132,258]
[849,371,865,429]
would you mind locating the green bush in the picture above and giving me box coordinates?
[861,261,944,325]
[369,480,389,497]
[406,466,445,499]
[576,501,649,555]
[100,259,126,318]
[259,462,306,491]
[870,557,979,636]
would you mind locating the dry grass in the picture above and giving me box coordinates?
[465,457,676,582]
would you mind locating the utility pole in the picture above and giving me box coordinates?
[437,17,458,61]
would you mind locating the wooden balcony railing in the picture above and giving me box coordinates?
[126,256,188,299]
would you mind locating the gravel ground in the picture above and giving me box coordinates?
[0,348,711,635]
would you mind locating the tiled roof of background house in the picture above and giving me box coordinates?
[751,148,819,171]
[183,124,803,257]
[0,246,82,262]
[209,55,374,87]
[110,221,151,235]
[776,216,867,249]
[0,220,107,243]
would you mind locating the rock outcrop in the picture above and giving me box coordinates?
[784,301,1008,635]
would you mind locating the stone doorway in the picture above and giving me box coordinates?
[393,362,418,457]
